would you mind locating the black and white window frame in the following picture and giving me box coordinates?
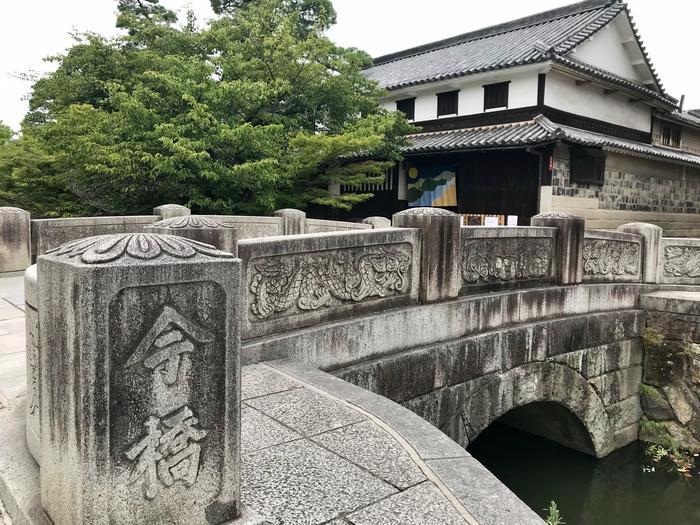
[436,90,459,117]
[483,81,510,111]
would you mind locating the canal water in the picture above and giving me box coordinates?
[469,423,700,525]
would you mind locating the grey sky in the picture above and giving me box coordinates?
[1,0,697,131]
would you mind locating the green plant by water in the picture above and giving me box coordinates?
[544,501,565,525]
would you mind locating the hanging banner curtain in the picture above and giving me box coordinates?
[406,165,457,207]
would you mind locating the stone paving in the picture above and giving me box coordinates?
[0,275,494,525]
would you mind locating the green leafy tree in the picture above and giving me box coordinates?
[1,0,411,217]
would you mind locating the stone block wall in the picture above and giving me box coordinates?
[335,308,645,458]
[551,149,700,214]
[639,291,700,452]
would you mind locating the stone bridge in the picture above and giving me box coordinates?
[3,204,700,524]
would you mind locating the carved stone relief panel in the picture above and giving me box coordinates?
[664,245,700,279]
[583,239,641,277]
[248,243,413,321]
[461,237,554,285]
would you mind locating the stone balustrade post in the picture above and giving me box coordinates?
[147,216,238,255]
[274,208,307,235]
[362,216,392,229]
[531,212,585,285]
[24,264,40,464]
[392,208,461,303]
[0,207,31,273]
[617,222,663,284]
[38,233,241,525]
[153,204,191,220]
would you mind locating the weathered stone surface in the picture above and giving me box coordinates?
[641,290,700,317]
[393,207,461,303]
[460,226,556,292]
[312,420,426,490]
[589,366,643,405]
[581,230,643,283]
[553,340,643,379]
[617,223,662,283]
[241,405,301,454]
[31,216,159,257]
[246,387,363,436]
[243,283,644,368]
[362,216,392,229]
[200,215,283,239]
[643,338,687,386]
[659,237,700,285]
[38,233,241,524]
[239,228,420,339]
[241,439,396,524]
[425,456,544,525]
[24,293,39,464]
[241,364,301,400]
[613,422,639,449]
[148,215,238,254]
[663,384,695,425]
[274,208,306,235]
[0,207,31,273]
[640,420,700,453]
[153,203,191,220]
[606,396,642,431]
[305,218,372,234]
[531,212,585,285]
[640,385,675,421]
[347,482,466,525]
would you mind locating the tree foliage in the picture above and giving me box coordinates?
[0,0,411,217]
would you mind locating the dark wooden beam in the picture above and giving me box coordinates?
[604,89,618,95]
[576,80,591,86]
[629,98,644,104]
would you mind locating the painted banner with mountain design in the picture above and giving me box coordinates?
[406,165,457,207]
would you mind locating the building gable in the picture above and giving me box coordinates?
[569,12,658,89]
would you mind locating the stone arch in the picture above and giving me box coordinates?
[463,362,615,458]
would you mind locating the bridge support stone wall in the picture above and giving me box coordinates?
[335,309,644,458]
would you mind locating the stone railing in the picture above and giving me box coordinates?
[460,226,557,293]
[582,229,643,283]
[16,206,700,524]
[238,228,420,339]
[0,205,379,270]
[658,237,700,284]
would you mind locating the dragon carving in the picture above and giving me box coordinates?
[249,244,412,320]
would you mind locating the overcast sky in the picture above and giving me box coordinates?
[1,0,697,131]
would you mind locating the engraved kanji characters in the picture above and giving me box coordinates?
[126,406,208,500]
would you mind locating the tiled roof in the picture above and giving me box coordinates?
[661,110,700,130]
[405,120,553,153]
[364,0,668,101]
[551,55,675,105]
[404,115,700,167]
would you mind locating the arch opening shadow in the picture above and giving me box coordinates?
[477,401,598,456]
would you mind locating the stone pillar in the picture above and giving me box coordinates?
[362,216,392,229]
[153,204,191,220]
[531,212,585,285]
[0,207,31,273]
[617,222,662,284]
[147,216,238,255]
[392,208,461,303]
[38,233,241,525]
[274,208,307,235]
[24,264,40,464]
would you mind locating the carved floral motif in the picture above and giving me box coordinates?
[461,238,553,284]
[0,207,26,213]
[151,216,235,229]
[582,239,641,276]
[46,233,234,263]
[249,244,412,320]
[664,246,700,278]
[395,207,457,216]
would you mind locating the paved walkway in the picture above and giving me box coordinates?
[0,275,25,412]
[0,275,542,525]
